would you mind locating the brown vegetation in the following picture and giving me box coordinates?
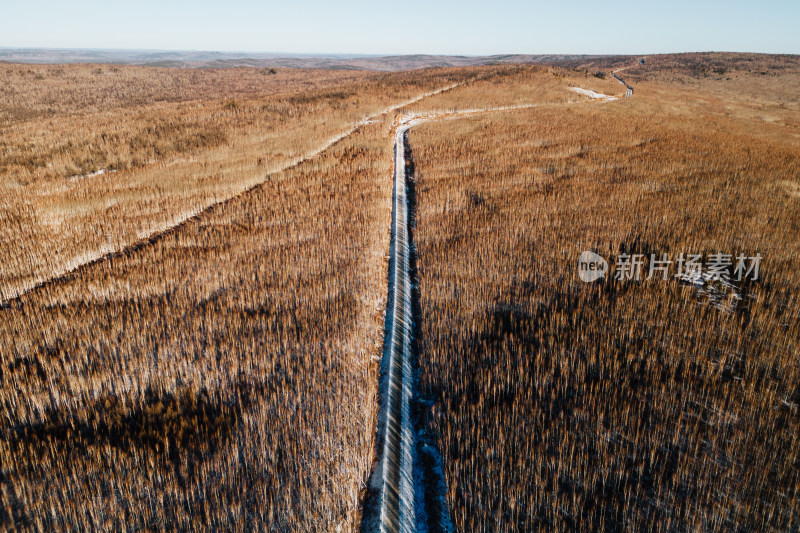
[0,64,479,302]
[2,53,799,531]
[411,57,800,531]
[398,64,621,115]
[0,111,398,529]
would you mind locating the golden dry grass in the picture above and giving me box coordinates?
[0,64,481,303]
[1,54,798,531]
[1,62,524,531]
[411,56,800,531]
[0,108,401,529]
[398,65,622,115]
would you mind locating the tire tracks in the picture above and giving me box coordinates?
[378,122,418,532]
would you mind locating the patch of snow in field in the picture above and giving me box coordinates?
[679,271,745,313]
[569,87,618,101]
[69,168,117,181]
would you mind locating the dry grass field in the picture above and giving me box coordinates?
[0,105,399,528]
[411,55,800,531]
[0,64,480,303]
[398,64,623,115]
[1,53,798,532]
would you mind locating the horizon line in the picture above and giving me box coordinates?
[1,46,797,58]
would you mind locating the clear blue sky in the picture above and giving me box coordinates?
[2,0,798,55]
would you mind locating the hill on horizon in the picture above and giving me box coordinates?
[0,47,613,70]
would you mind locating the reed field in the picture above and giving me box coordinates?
[411,55,800,531]
[0,103,401,528]
[0,64,480,302]
[0,53,798,531]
